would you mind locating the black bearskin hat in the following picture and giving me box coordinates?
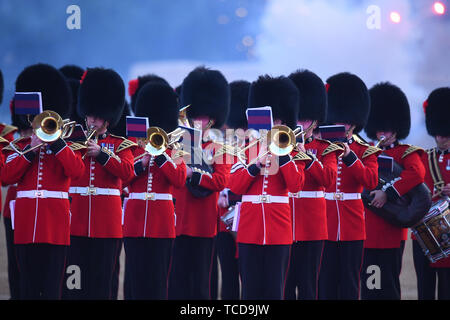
[109,101,131,137]
[13,63,72,130]
[227,80,250,129]
[180,66,230,129]
[365,82,410,141]
[135,82,179,133]
[129,74,170,114]
[78,67,125,127]
[248,75,299,130]
[288,69,327,124]
[325,72,370,133]
[59,65,85,80]
[424,87,450,137]
[59,65,85,126]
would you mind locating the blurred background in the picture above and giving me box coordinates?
[1,0,449,146]
[0,0,449,299]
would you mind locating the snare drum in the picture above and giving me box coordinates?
[411,199,450,263]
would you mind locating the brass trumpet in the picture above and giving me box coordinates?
[375,135,387,148]
[81,125,99,160]
[9,110,76,156]
[134,126,186,161]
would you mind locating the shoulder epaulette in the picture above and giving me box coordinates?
[0,124,18,137]
[352,134,370,147]
[112,135,138,153]
[402,145,424,159]
[0,136,9,145]
[292,151,312,161]
[69,142,87,152]
[322,143,344,156]
[362,145,382,159]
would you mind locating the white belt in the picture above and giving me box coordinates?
[324,192,361,201]
[129,192,173,201]
[289,191,324,199]
[17,190,69,199]
[69,186,121,196]
[242,195,289,204]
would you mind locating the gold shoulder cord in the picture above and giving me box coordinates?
[428,148,445,197]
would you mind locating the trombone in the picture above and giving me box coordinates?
[237,125,304,168]
[134,126,186,161]
[9,110,76,156]
[236,120,319,168]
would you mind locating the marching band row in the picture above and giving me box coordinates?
[0,64,448,300]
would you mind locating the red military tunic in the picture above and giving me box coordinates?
[69,133,136,238]
[290,137,341,241]
[2,137,29,219]
[0,128,17,211]
[123,148,187,238]
[325,136,380,241]
[1,137,85,245]
[229,150,308,245]
[174,141,232,238]
[365,143,425,248]
[422,148,450,268]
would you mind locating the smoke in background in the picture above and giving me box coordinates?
[1,0,448,148]
[254,0,448,147]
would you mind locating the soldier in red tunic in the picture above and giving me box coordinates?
[285,69,342,300]
[413,87,450,300]
[229,75,310,300]
[216,80,250,300]
[318,72,380,300]
[1,68,23,299]
[168,66,232,300]
[1,64,85,299]
[123,81,187,299]
[361,82,425,299]
[64,68,136,300]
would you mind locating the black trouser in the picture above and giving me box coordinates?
[360,241,405,300]
[210,244,218,300]
[413,239,436,299]
[168,235,215,300]
[216,232,240,300]
[412,239,450,300]
[318,240,364,300]
[110,241,122,300]
[123,237,173,300]
[238,243,291,300]
[4,217,20,300]
[285,240,324,300]
[15,243,67,300]
[62,236,121,300]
